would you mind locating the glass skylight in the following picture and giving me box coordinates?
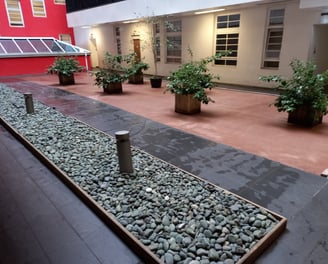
[0,37,90,57]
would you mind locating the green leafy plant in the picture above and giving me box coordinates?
[125,52,149,76]
[47,56,84,76]
[93,52,134,88]
[260,59,328,114]
[165,49,224,104]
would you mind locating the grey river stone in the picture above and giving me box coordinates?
[0,85,281,264]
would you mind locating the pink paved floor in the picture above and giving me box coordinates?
[21,72,328,175]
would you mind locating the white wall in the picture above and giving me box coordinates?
[82,1,322,87]
[209,7,268,86]
[300,0,328,8]
[67,0,261,28]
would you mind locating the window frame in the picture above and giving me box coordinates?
[31,0,46,17]
[5,0,24,27]
[165,19,182,64]
[54,0,65,4]
[115,26,122,54]
[153,22,161,62]
[0,37,90,58]
[215,13,240,66]
[59,34,72,44]
[262,8,285,69]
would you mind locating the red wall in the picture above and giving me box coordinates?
[0,0,74,42]
[0,56,91,76]
[0,1,83,76]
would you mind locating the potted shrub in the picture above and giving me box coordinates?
[165,50,222,114]
[126,53,149,84]
[47,56,84,85]
[260,59,328,126]
[93,52,132,94]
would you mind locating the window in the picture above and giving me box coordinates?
[54,0,65,4]
[0,37,90,57]
[5,0,24,27]
[0,39,21,53]
[165,20,181,63]
[29,39,51,52]
[115,27,121,54]
[154,23,160,62]
[215,34,239,66]
[31,0,46,17]
[59,34,72,44]
[15,39,36,53]
[217,14,240,29]
[263,9,285,68]
[215,14,240,66]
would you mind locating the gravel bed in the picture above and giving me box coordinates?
[0,84,280,264]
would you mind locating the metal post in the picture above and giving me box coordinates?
[115,130,133,173]
[24,93,34,114]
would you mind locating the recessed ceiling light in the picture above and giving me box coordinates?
[195,9,225,15]
[123,20,140,24]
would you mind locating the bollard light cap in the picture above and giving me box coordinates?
[115,130,129,136]
[115,130,130,140]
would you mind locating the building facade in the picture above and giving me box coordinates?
[0,0,73,41]
[0,0,89,76]
[67,0,328,88]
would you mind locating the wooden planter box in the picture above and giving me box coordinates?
[128,73,144,84]
[59,73,75,85]
[175,94,201,114]
[288,104,323,127]
[103,82,123,94]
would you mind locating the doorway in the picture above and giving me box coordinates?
[312,24,328,73]
[89,33,99,68]
[133,38,141,62]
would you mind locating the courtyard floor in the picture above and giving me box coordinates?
[0,72,328,264]
[20,72,328,175]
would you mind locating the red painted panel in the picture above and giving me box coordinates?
[0,1,86,76]
[0,56,91,76]
[0,1,74,43]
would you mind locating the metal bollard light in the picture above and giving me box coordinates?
[24,93,34,114]
[115,130,133,173]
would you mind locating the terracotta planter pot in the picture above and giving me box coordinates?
[175,94,201,114]
[287,104,323,126]
[58,73,75,85]
[128,73,144,84]
[150,78,162,88]
[103,82,123,94]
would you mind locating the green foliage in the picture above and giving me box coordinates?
[93,52,135,88]
[260,59,328,114]
[165,50,224,104]
[125,52,149,76]
[47,57,83,76]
